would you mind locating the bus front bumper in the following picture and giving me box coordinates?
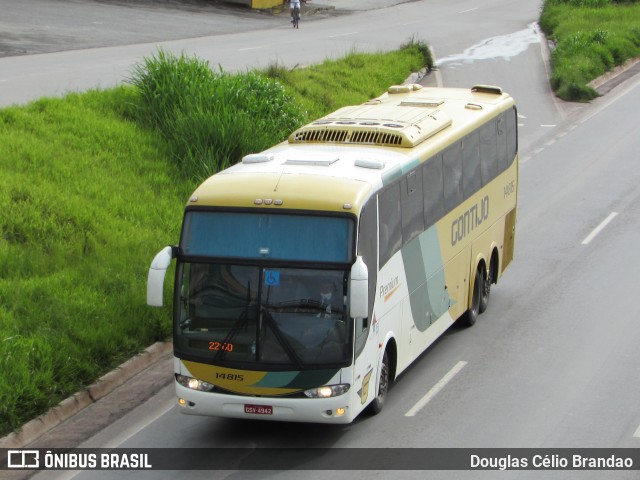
[175,383,356,424]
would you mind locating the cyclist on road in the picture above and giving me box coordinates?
[289,0,301,25]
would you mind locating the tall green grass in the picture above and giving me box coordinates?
[0,88,185,434]
[266,39,434,120]
[540,0,640,100]
[128,50,306,181]
[0,43,430,437]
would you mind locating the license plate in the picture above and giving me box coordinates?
[244,404,273,415]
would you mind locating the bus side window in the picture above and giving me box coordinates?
[506,106,518,162]
[401,169,424,244]
[462,131,481,199]
[442,143,464,213]
[378,183,402,266]
[479,122,498,186]
[497,114,509,173]
[423,154,445,228]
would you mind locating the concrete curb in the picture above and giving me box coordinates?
[0,341,173,449]
[588,57,640,95]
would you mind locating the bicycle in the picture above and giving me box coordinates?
[290,1,300,29]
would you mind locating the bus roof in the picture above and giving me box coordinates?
[189,84,515,214]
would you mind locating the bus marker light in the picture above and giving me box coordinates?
[178,398,187,407]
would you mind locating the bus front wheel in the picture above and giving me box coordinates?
[367,350,389,415]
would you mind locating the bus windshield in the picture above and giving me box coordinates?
[181,210,354,263]
[175,264,350,368]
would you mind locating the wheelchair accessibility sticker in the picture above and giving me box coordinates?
[264,270,280,286]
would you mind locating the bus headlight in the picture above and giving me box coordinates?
[303,384,350,398]
[176,374,215,392]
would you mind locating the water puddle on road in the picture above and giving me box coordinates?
[436,23,541,66]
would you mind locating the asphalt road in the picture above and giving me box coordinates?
[0,0,280,57]
[3,0,640,478]
[0,0,542,108]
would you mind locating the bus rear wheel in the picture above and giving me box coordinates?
[479,264,491,314]
[367,351,389,415]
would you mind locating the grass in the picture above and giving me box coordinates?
[265,38,434,120]
[0,42,431,437]
[540,0,640,101]
[128,50,306,181]
[0,88,188,434]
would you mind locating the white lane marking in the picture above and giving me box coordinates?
[582,212,619,245]
[328,32,359,38]
[633,423,640,438]
[51,398,175,480]
[238,45,269,52]
[459,8,478,13]
[405,361,467,417]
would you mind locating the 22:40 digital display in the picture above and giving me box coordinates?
[208,342,234,352]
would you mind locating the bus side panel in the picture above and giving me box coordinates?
[356,253,406,402]
[444,247,472,321]
[465,158,519,295]
[398,227,453,365]
[502,208,516,272]
[494,158,518,276]
[470,220,501,284]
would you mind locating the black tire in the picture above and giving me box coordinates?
[479,264,491,314]
[367,351,389,415]
[293,7,299,28]
[460,267,481,327]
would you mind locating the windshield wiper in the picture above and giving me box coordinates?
[213,279,254,363]
[260,307,303,369]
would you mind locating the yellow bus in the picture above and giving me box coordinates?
[147,83,518,424]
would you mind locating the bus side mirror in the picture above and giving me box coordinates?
[147,246,175,307]
[349,256,369,319]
